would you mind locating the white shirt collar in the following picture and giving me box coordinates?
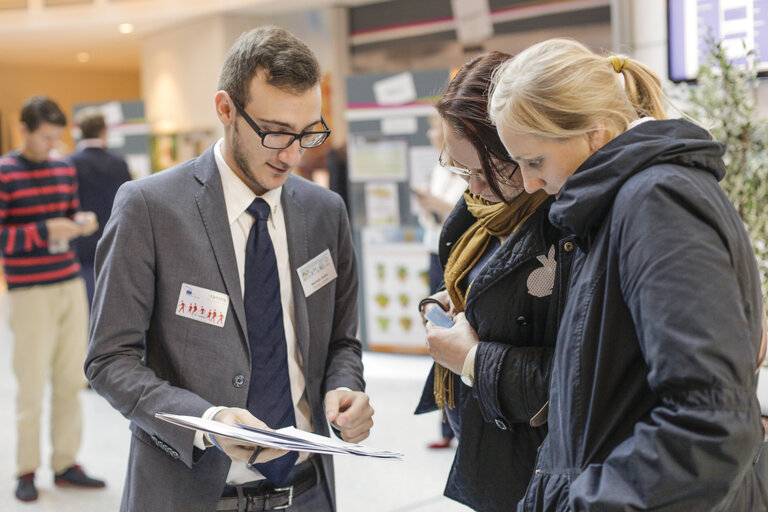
[214,139,282,225]
[77,138,105,150]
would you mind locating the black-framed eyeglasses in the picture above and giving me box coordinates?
[231,98,331,150]
[438,143,519,184]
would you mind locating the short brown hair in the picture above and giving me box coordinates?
[217,26,320,105]
[21,95,66,132]
[76,107,106,139]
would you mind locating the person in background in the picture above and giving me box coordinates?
[412,112,467,449]
[489,37,767,511]
[69,107,132,308]
[86,26,373,512]
[0,95,104,502]
[415,51,569,512]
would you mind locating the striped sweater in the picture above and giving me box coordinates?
[0,150,81,289]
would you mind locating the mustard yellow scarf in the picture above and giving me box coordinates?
[434,189,548,410]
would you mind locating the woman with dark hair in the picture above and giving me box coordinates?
[414,51,570,512]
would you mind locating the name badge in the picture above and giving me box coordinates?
[175,283,230,327]
[297,249,338,297]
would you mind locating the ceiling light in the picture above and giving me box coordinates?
[119,23,134,34]
[76,52,90,63]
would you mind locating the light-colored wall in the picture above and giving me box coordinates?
[141,16,230,137]
[0,64,140,154]
[141,11,344,141]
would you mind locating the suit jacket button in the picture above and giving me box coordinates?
[233,375,246,388]
[494,418,509,430]
[516,316,528,326]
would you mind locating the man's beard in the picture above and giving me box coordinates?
[231,122,255,186]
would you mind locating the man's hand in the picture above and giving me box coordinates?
[46,217,83,242]
[74,211,99,237]
[419,290,455,325]
[425,312,479,374]
[45,212,99,243]
[324,390,374,443]
[209,407,288,464]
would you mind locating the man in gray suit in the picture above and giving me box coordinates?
[86,26,373,512]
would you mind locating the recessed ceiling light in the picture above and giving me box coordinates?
[77,52,90,63]
[119,23,134,34]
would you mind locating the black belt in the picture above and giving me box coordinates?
[217,459,318,512]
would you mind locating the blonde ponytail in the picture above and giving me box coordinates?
[490,38,669,140]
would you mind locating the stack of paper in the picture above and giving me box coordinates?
[155,412,403,460]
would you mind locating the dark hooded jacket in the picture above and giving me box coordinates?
[415,196,572,512]
[519,119,767,511]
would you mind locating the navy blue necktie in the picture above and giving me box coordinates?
[243,198,298,485]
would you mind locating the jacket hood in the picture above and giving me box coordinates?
[549,119,726,240]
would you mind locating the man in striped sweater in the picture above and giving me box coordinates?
[0,96,105,502]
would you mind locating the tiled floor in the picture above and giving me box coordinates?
[0,293,469,511]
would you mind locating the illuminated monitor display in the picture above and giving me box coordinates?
[668,0,768,81]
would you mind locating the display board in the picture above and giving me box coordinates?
[346,69,450,353]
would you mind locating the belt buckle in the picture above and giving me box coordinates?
[265,485,293,510]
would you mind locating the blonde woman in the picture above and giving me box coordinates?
[488,38,767,511]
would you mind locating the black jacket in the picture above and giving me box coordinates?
[69,146,131,265]
[416,196,571,512]
[520,119,767,511]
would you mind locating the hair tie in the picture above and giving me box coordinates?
[608,55,629,73]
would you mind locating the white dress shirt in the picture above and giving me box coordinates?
[193,140,312,485]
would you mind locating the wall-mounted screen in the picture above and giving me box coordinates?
[668,0,768,81]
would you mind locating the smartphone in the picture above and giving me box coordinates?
[425,306,454,328]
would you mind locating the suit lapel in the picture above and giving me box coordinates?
[282,176,311,369]
[193,147,248,341]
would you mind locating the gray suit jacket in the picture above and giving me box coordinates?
[86,145,364,512]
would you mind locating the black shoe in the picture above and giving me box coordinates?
[15,473,38,502]
[54,465,106,488]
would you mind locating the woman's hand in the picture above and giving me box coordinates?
[425,312,479,374]
[419,290,455,326]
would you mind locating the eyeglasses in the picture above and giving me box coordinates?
[231,98,331,150]
[438,143,519,184]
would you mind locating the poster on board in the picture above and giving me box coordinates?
[361,227,431,353]
[348,136,408,182]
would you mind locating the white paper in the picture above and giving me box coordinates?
[125,154,151,179]
[408,146,440,213]
[155,413,403,459]
[348,137,408,182]
[451,0,493,44]
[106,130,126,148]
[372,72,418,106]
[381,117,418,135]
[365,183,400,227]
[100,101,124,125]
